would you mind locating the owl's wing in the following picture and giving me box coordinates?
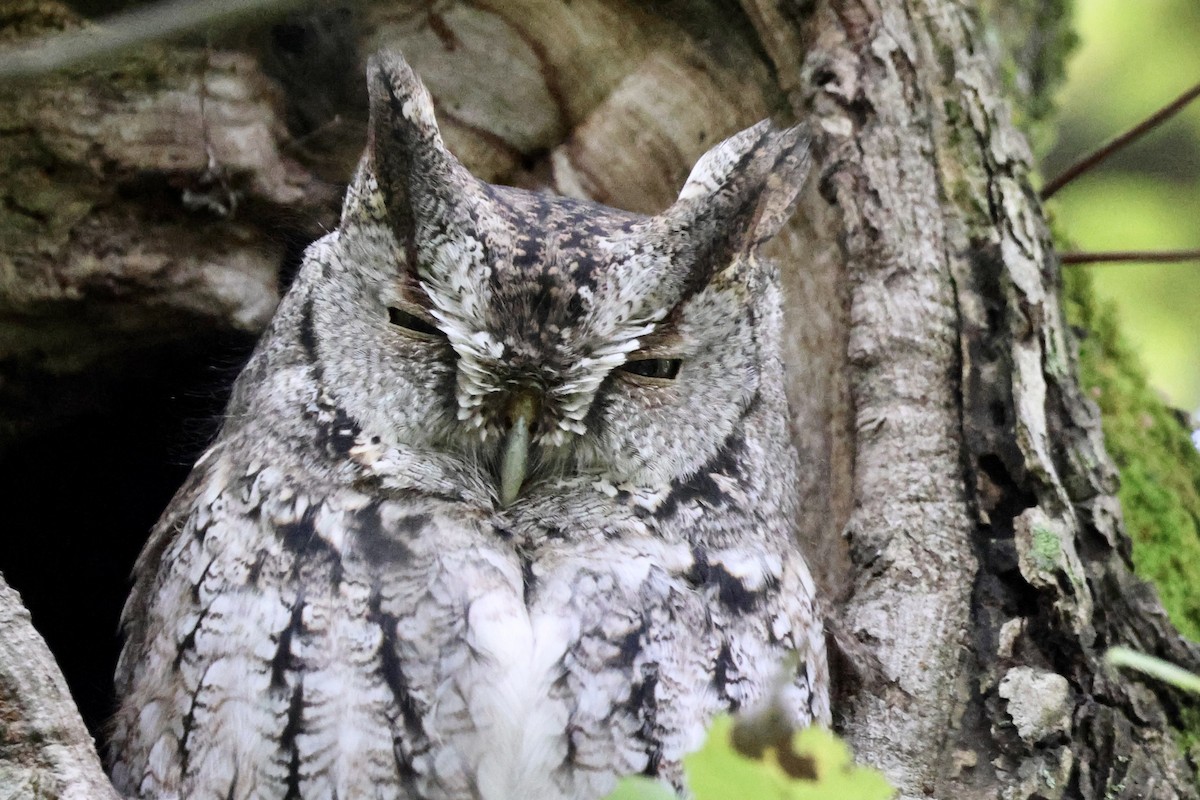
[674,543,830,729]
[112,451,431,799]
[114,444,231,727]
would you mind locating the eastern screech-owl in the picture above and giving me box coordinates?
[111,52,829,800]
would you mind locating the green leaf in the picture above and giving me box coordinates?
[683,716,787,799]
[685,716,893,800]
[601,717,893,800]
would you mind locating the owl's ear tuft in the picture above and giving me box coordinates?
[367,51,443,153]
[363,51,468,244]
[670,121,811,270]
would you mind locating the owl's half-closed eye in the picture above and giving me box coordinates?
[328,51,811,504]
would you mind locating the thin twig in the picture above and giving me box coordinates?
[1061,249,1200,265]
[0,0,305,79]
[1042,80,1200,200]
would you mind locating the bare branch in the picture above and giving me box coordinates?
[1061,249,1200,265]
[0,0,305,78]
[1041,80,1200,200]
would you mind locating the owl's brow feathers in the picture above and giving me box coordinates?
[362,53,810,444]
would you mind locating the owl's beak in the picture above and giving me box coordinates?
[499,390,539,506]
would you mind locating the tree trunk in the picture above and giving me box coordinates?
[0,573,119,799]
[1,1,1197,798]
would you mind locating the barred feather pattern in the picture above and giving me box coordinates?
[111,51,828,800]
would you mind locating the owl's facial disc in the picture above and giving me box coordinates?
[352,52,812,501]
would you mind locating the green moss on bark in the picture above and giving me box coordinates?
[982,0,1077,151]
[1064,269,1200,643]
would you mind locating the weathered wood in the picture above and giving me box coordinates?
[0,573,119,799]
[0,4,335,442]
[791,2,1200,797]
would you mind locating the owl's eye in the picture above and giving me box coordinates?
[387,306,443,339]
[619,358,682,380]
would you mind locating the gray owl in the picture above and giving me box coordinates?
[110,52,829,800]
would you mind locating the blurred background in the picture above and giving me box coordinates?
[1043,0,1200,420]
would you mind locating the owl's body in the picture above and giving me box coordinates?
[111,54,828,800]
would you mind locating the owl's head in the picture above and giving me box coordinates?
[296,52,809,507]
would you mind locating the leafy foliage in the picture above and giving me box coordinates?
[604,718,892,800]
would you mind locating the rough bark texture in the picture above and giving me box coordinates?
[792,2,1200,797]
[0,573,119,799]
[0,9,336,442]
[0,1,1197,798]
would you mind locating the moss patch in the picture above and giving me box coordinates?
[1031,525,1062,572]
[982,0,1077,151]
[1064,268,1200,642]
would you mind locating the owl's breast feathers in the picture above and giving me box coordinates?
[112,443,827,800]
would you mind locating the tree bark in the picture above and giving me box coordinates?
[0,573,119,799]
[0,1,1197,798]
[791,2,1200,797]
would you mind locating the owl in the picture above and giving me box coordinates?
[110,51,829,800]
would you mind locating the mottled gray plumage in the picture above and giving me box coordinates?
[111,52,829,800]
